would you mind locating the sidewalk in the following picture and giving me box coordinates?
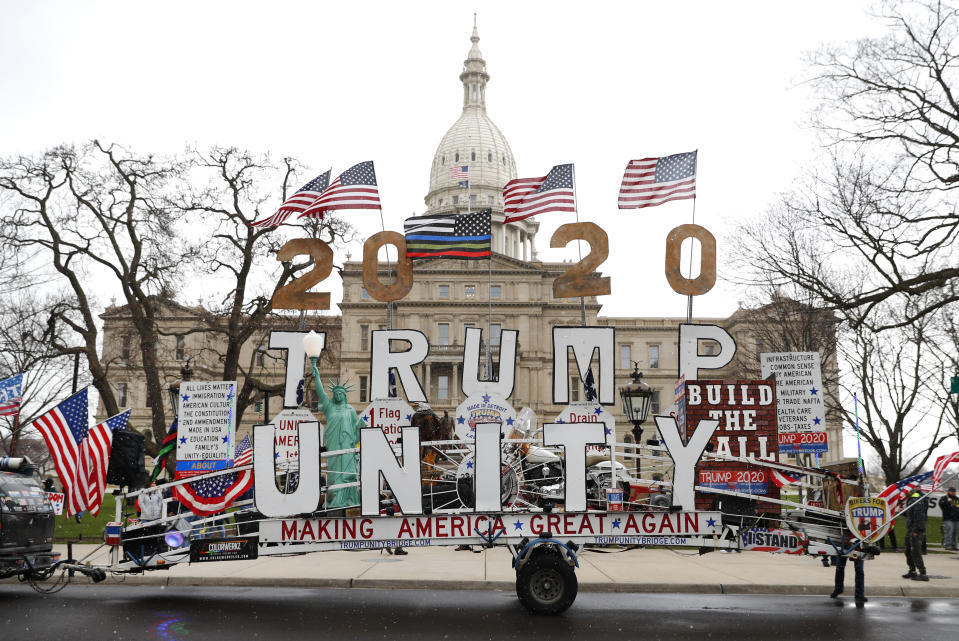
[51,544,959,597]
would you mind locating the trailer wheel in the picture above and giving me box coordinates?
[515,549,577,615]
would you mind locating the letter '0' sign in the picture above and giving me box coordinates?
[664,224,716,296]
[362,231,414,302]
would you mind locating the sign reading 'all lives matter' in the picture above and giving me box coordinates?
[176,381,237,477]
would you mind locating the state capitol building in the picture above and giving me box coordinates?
[98,25,845,467]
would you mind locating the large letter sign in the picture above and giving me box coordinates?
[269,331,312,409]
[360,426,423,516]
[370,330,428,402]
[678,324,736,382]
[461,327,518,398]
[655,415,719,512]
[253,421,321,517]
[552,327,615,404]
[543,422,608,512]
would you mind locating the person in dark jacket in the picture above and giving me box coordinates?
[940,488,959,551]
[903,490,929,580]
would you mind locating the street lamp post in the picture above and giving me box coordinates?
[168,359,194,420]
[619,363,653,477]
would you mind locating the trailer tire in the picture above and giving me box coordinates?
[515,549,577,615]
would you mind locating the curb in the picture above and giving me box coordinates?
[56,575,959,598]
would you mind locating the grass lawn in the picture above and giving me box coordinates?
[888,515,945,548]
[54,494,122,542]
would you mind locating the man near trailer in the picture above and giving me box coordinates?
[903,490,930,581]
[939,487,959,551]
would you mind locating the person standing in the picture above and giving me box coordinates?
[903,490,930,581]
[939,487,959,551]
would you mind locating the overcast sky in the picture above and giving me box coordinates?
[1,0,882,320]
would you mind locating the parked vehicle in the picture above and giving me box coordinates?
[0,457,58,578]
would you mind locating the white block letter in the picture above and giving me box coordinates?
[655,415,719,511]
[360,426,423,515]
[552,327,615,404]
[473,423,504,512]
[253,421,321,517]
[269,331,314,409]
[678,324,736,381]
[543,422,608,512]
[370,330,429,402]
[462,327,518,398]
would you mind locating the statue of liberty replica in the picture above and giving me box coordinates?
[309,359,363,510]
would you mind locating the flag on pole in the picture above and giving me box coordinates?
[172,435,253,517]
[149,419,178,484]
[770,469,800,489]
[83,409,131,516]
[933,451,959,488]
[450,166,469,179]
[503,164,576,223]
[298,161,381,219]
[251,171,331,228]
[31,389,126,516]
[618,151,697,209]
[403,210,492,260]
[388,370,398,398]
[878,471,934,518]
[583,367,597,402]
[0,372,23,416]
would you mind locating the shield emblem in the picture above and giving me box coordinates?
[844,496,892,542]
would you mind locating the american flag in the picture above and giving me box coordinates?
[770,469,800,489]
[0,372,22,416]
[298,161,381,219]
[878,471,933,518]
[583,367,597,403]
[172,435,253,517]
[149,418,178,484]
[251,171,331,228]
[618,151,697,209]
[933,451,959,488]
[404,210,492,260]
[388,370,398,398]
[83,410,131,516]
[503,164,576,223]
[31,389,127,516]
[450,165,469,179]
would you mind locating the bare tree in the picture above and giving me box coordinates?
[0,295,76,457]
[0,142,183,454]
[785,0,959,324]
[169,147,356,426]
[826,305,951,484]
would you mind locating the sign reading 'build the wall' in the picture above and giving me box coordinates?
[685,380,780,513]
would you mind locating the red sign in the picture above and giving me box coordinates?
[685,380,780,513]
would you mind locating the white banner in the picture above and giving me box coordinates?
[260,511,722,547]
[271,408,318,469]
[555,401,616,454]
[176,381,237,476]
[361,398,414,446]
[760,352,826,435]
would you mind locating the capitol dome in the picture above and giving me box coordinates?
[424,21,538,260]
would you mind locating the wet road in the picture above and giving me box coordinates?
[1,585,956,641]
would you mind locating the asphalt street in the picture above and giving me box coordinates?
[1,585,957,641]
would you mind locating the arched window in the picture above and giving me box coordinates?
[455,152,459,162]
[442,155,446,164]
[488,152,492,162]
[502,156,506,166]
[471,150,476,161]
